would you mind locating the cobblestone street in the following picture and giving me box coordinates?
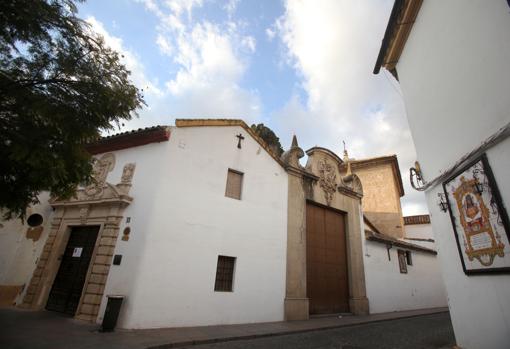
[179,313,455,349]
[0,308,454,349]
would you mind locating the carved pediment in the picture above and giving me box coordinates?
[306,147,342,205]
[50,153,135,207]
[305,147,363,204]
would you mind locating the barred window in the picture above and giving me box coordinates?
[214,256,236,292]
[225,169,243,200]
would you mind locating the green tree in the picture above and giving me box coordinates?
[250,123,284,157]
[0,0,145,218]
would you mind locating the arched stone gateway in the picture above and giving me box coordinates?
[282,140,369,320]
[20,154,135,322]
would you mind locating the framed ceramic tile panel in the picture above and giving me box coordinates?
[442,154,510,274]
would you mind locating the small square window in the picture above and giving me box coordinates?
[225,169,243,200]
[397,250,408,274]
[214,255,236,292]
[405,251,412,265]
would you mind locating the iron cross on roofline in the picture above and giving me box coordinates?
[236,133,245,149]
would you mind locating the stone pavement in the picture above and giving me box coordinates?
[0,307,449,349]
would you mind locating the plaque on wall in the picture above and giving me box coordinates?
[443,154,510,274]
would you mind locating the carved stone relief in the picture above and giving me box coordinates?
[317,159,337,205]
[79,206,89,225]
[121,163,136,184]
[84,153,115,198]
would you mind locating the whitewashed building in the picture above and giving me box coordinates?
[0,119,446,329]
[374,1,510,348]
[363,214,446,314]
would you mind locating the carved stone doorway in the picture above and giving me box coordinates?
[20,153,135,322]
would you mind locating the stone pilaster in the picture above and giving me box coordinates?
[282,136,309,320]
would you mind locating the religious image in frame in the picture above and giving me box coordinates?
[442,154,510,274]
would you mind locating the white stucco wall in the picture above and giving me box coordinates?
[396,1,510,348]
[364,240,447,314]
[404,223,433,240]
[98,125,289,329]
[404,223,436,249]
[0,193,53,302]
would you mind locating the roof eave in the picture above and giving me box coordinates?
[373,0,423,76]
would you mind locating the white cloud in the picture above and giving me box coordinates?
[224,0,240,18]
[156,33,173,56]
[86,16,163,97]
[265,27,276,41]
[140,0,261,121]
[164,0,203,19]
[240,35,256,53]
[272,0,427,214]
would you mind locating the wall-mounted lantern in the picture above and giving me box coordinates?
[472,171,484,195]
[438,192,449,213]
[410,161,425,191]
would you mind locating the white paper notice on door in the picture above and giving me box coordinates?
[72,247,83,258]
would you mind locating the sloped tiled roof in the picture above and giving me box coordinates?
[365,230,437,255]
[85,125,170,155]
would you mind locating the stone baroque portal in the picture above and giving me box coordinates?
[283,142,368,320]
[20,153,135,322]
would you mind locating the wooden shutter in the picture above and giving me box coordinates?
[225,169,243,200]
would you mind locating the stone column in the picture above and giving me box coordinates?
[282,136,309,320]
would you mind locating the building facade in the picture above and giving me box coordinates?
[374,1,510,348]
[0,119,447,329]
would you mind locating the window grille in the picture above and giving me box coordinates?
[214,255,236,292]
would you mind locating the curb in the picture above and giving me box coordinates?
[147,309,449,348]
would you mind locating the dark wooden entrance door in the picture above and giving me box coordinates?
[306,203,349,314]
[46,226,100,315]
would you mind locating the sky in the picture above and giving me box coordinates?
[77,0,428,215]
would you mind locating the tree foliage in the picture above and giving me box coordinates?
[0,0,144,218]
[250,123,284,157]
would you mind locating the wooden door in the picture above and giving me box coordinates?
[306,203,349,314]
[46,226,100,315]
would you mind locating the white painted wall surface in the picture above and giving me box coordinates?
[396,1,510,348]
[0,193,53,301]
[398,0,510,180]
[364,240,447,314]
[98,125,288,329]
[404,223,436,249]
[425,138,510,349]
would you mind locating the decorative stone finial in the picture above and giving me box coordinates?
[291,134,299,148]
[281,134,304,168]
[342,140,349,162]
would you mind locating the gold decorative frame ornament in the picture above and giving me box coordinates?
[443,154,510,274]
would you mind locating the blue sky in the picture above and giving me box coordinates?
[77,0,427,215]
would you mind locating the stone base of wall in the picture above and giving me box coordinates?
[350,296,369,315]
[284,297,309,320]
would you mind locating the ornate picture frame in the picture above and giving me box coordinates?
[442,154,510,274]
